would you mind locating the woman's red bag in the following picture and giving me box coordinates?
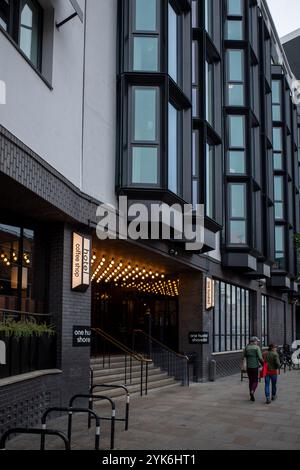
[259,361,268,379]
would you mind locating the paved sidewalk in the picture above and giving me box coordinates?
[5,370,300,450]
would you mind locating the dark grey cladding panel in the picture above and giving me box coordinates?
[268,276,291,289]
[222,253,257,272]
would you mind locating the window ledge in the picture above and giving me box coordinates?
[0,369,62,388]
[0,26,53,90]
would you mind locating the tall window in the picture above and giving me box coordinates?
[261,295,269,348]
[229,183,247,245]
[273,127,283,170]
[192,41,199,118]
[168,2,181,84]
[131,87,159,185]
[205,0,213,37]
[206,60,214,125]
[275,225,285,270]
[168,102,182,196]
[228,115,246,174]
[226,0,244,40]
[206,143,215,218]
[213,280,251,352]
[0,0,43,70]
[272,80,282,122]
[274,175,284,220]
[227,49,245,106]
[192,130,200,209]
[133,0,159,71]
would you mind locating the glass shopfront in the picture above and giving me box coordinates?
[0,222,44,313]
[213,280,251,353]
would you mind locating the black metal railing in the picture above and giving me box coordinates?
[0,309,52,323]
[91,328,152,396]
[132,329,189,386]
[0,428,70,451]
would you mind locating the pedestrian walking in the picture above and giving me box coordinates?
[261,344,281,405]
[243,337,264,402]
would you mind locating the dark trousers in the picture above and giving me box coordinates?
[247,368,259,394]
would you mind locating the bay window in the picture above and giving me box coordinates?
[229,183,247,245]
[133,0,159,72]
[168,102,182,196]
[228,115,246,174]
[227,49,245,106]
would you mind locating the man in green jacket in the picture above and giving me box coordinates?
[243,337,264,402]
[263,344,281,405]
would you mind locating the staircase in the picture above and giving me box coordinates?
[90,355,180,400]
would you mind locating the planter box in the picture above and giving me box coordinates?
[37,335,56,370]
[9,337,21,377]
[20,337,31,374]
[29,336,38,372]
[0,334,10,380]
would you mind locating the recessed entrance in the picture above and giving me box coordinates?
[91,239,188,354]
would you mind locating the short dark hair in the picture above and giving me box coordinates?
[268,344,277,351]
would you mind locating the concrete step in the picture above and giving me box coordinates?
[93,371,170,387]
[92,364,155,377]
[93,377,180,402]
[91,355,142,366]
[91,361,153,373]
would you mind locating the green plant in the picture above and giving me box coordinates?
[294,233,300,251]
[0,319,55,338]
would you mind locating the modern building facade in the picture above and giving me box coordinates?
[0,0,299,435]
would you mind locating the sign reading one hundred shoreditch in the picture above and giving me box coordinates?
[72,233,91,292]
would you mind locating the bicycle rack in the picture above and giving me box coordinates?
[0,427,70,451]
[41,407,101,450]
[69,394,115,450]
[90,384,130,431]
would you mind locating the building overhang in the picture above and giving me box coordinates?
[244,262,272,279]
[222,253,257,272]
[267,275,291,291]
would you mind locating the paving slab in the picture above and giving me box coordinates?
[4,370,300,450]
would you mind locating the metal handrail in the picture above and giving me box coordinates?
[132,329,189,386]
[133,329,189,360]
[90,384,130,431]
[0,309,52,318]
[92,328,152,364]
[92,328,151,396]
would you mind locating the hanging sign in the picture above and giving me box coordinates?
[206,277,215,310]
[72,233,91,292]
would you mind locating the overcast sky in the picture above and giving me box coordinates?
[267,0,300,38]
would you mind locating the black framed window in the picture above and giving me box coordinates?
[274,175,284,220]
[0,0,9,31]
[206,142,215,218]
[168,1,182,85]
[168,101,183,196]
[192,130,200,209]
[228,114,246,174]
[213,280,251,353]
[261,295,269,348]
[227,49,245,107]
[130,86,160,186]
[272,80,282,122]
[273,126,283,170]
[192,40,199,118]
[226,0,244,40]
[0,0,43,70]
[132,0,159,72]
[206,60,214,125]
[229,183,247,245]
[205,0,213,38]
[191,0,198,28]
[275,225,285,270]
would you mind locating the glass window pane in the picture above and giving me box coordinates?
[231,184,245,217]
[135,0,157,31]
[168,103,178,193]
[273,128,282,151]
[272,80,281,103]
[228,50,243,82]
[229,116,245,148]
[206,144,214,218]
[132,147,158,184]
[168,3,178,83]
[227,20,243,40]
[229,150,245,174]
[228,0,243,16]
[274,153,283,170]
[20,0,41,68]
[275,226,284,252]
[133,37,158,71]
[230,221,246,244]
[272,105,281,121]
[206,61,214,125]
[134,88,157,141]
[274,176,283,200]
[205,0,213,36]
[228,83,244,106]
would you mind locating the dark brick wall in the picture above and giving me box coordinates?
[0,373,62,436]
